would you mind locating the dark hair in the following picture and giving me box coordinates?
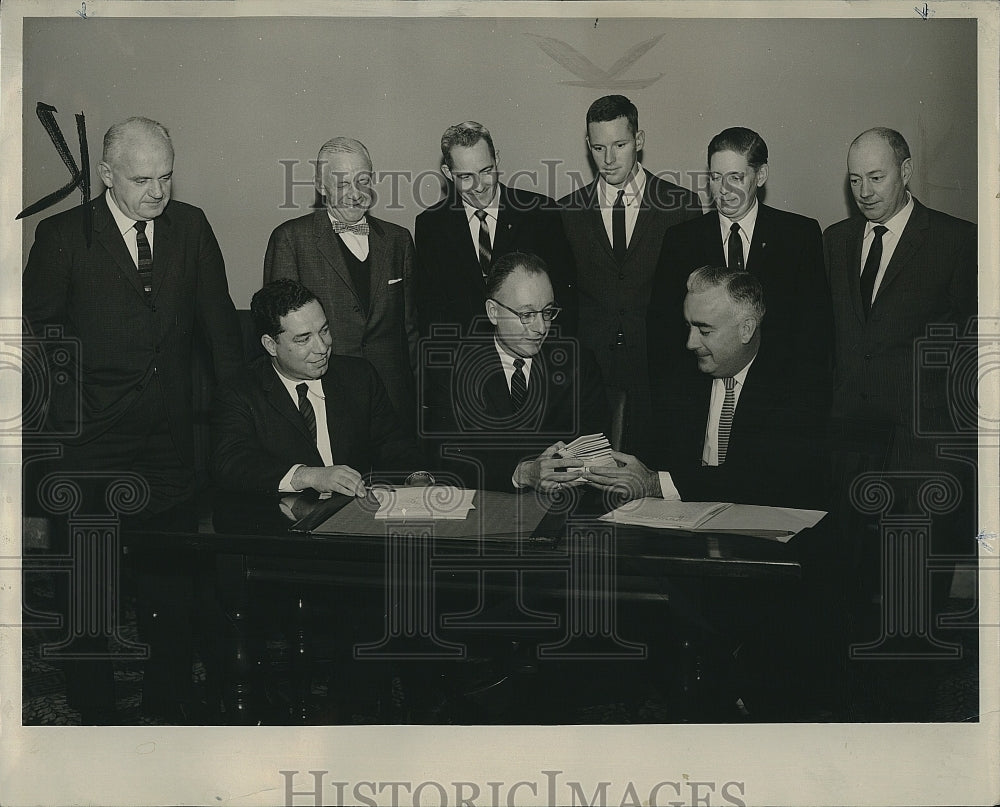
[586,95,638,135]
[485,252,550,299]
[250,279,320,339]
[707,127,768,170]
[686,265,766,322]
[851,126,912,166]
[441,121,496,168]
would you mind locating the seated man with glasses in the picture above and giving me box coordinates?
[423,251,608,491]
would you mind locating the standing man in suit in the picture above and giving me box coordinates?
[559,95,701,449]
[650,127,832,401]
[584,265,825,508]
[22,116,244,722]
[824,128,977,717]
[264,137,418,431]
[212,279,425,496]
[415,121,575,337]
[424,252,608,492]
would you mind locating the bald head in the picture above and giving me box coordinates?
[98,117,174,221]
[847,128,912,224]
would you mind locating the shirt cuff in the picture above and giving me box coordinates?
[278,464,305,493]
[658,471,681,501]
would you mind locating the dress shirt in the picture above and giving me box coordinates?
[657,355,755,500]
[493,336,534,392]
[717,199,759,266]
[463,195,500,255]
[327,211,370,260]
[597,163,646,249]
[273,368,335,492]
[859,193,914,301]
[106,192,154,268]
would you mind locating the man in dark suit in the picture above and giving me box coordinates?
[423,252,608,492]
[559,95,701,449]
[415,121,575,337]
[650,127,832,401]
[264,137,418,430]
[212,280,425,496]
[824,128,977,718]
[22,116,244,722]
[584,266,826,510]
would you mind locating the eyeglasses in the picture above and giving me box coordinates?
[489,299,562,325]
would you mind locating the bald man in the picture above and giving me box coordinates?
[264,137,419,430]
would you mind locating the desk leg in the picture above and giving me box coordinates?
[217,553,259,725]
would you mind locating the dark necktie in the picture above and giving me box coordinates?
[727,222,744,272]
[474,209,492,276]
[134,220,153,295]
[612,189,627,262]
[718,376,736,464]
[296,383,317,445]
[860,225,888,318]
[510,358,528,412]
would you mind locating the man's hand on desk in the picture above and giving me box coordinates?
[513,440,588,492]
[291,464,366,497]
[581,451,661,501]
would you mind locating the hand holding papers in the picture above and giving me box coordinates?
[514,434,617,491]
[556,433,617,473]
[372,485,476,520]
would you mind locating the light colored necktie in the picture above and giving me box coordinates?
[474,208,491,276]
[332,220,370,236]
[718,376,736,464]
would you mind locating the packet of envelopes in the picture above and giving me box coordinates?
[557,433,616,473]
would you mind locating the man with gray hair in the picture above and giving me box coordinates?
[23,115,244,722]
[415,121,575,337]
[264,136,418,430]
[584,265,825,508]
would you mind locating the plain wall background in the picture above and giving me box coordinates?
[20,15,978,308]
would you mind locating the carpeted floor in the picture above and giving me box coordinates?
[21,570,980,725]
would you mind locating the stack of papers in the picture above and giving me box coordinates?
[601,499,731,529]
[372,485,476,520]
[559,433,616,471]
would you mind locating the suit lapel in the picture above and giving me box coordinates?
[845,218,867,323]
[365,217,391,316]
[876,199,929,306]
[628,171,659,258]
[493,185,520,259]
[93,196,147,300]
[321,372,352,466]
[150,203,180,302]
[311,210,361,307]
[261,361,321,456]
[746,204,771,276]
[581,180,615,262]
[698,211,726,266]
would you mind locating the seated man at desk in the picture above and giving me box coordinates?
[423,251,608,492]
[212,279,426,496]
[584,265,827,509]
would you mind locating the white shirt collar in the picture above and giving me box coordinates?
[493,336,533,377]
[463,192,500,224]
[866,192,913,238]
[597,163,646,206]
[717,198,760,239]
[272,365,325,400]
[105,191,146,236]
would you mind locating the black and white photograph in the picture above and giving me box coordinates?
[1,1,997,805]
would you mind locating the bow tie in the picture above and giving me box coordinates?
[332,220,369,236]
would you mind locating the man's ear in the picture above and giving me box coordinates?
[755,163,769,188]
[261,333,278,358]
[740,316,758,344]
[441,163,454,182]
[485,299,499,327]
[634,129,645,153]
[97,161,113,189]
[900,157,913,186]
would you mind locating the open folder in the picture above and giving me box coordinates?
[600,498,827,542]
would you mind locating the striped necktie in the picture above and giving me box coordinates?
[474,209,492,276]
[134,220,153,295]
[510,358,528,412]
[296,383,317,445]
[717,376,736,464]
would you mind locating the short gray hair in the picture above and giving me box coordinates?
[102,117,171,163]
[316,137,373,181]
[686,265,766,322]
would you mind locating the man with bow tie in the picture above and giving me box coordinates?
[264,137,418,431]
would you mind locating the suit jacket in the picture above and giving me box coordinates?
[559,171,702,447]
[414,183,576,336]
[211,355,424,494]
[650,203,833,400]
[423,339,609,491]
[263,210,419,429]
[22,194,243,467]
[823,198,976,445]
[648,352,828,509]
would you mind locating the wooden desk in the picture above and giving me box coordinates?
[123,490,810,723]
